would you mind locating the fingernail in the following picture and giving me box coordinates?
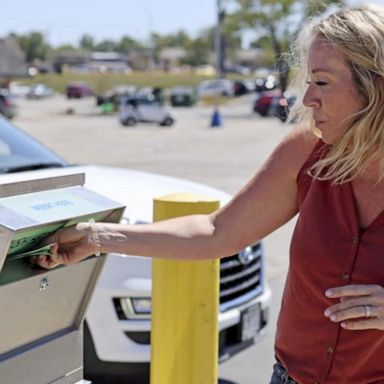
[325,289,333,297]
[324,309,331,317]
[341,322,347,328]
[330,315,337,321]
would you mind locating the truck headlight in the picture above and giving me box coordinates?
[131,298,152,315]
[118,297,152,319]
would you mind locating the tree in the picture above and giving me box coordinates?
[117,35,143,54]
[94,39,118,52]
[230,0,346,91]
[149,30,190,50]
[10,31,50,63]
[79,34,95,51]
[182,36,212,67]
[149,30,191,62]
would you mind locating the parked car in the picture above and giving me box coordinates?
[27,83,55,99]
[119,95,175,127]
[0,89,18,119]
[0,116,271,384]
[254,75,278,93]
[274,92,297,122]
[96,85,137,109]
[9,81,31,98]
[197,79,234,98]
[233,80,255,96]
[170,87,196,107]
[224,65,251,76]
[66,82,93,99]
[254,89,297,122]
[253,89,283,116]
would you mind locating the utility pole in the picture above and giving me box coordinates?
[210,0,223,127]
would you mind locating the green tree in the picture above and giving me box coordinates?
[117,35,143,54]
[94,39,118,52]
[150,30,190,50]
[182,35,212,66]
[79,34,95,51]
[230,0,346,91]
[149,30,191,62]
[10,31,50,63]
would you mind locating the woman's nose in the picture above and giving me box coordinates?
[303,86,320,108]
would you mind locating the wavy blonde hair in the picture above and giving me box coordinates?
[289,4,384,183]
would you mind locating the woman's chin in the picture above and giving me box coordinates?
[319,133,337,145]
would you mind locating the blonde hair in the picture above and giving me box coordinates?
[289,4,384,183]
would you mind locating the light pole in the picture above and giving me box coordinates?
[211,0,224,127]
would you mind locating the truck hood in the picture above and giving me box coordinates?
[0,165,231,223]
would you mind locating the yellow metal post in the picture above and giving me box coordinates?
[151,193,220,384]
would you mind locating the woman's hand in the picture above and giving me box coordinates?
[32,223,98,269]
[324,284,384,330]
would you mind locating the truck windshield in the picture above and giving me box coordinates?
[0,116,68,175]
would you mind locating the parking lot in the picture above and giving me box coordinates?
[13,94,296,383]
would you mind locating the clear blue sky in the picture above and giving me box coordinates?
[1,0,384,47]
[0,0,216,46]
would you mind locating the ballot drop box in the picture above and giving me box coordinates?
[0,174,125,384]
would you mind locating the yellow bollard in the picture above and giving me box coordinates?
[151,193,220,384]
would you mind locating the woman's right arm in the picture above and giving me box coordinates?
[36,128,317,269]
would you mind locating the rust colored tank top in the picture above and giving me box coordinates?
[275,140,384,384]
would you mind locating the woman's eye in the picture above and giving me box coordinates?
[306,80,328,86]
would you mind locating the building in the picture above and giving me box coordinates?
[0,37,28,83]
[158,47,187,71]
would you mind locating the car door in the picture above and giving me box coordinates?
[137,99,163,122]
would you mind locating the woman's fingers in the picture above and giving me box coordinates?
[324,284,384,330]
[35,223,94,268]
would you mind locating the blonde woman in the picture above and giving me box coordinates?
[37,5,384,383]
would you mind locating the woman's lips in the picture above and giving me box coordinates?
[314,119,326,127]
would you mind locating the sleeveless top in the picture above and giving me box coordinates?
[275,140,384,384]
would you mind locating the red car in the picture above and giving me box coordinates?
[66,82,93,99]
[253,89,283,116]
[253,89,296,122]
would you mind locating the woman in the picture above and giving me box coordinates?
[36,5,384,383]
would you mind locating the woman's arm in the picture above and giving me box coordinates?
[36,128,317,268]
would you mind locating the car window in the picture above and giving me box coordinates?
[0,117,68,173]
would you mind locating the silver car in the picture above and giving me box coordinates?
[119,95,175,127]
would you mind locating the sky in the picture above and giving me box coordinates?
[1,0,384,47]
[0,0,217,46]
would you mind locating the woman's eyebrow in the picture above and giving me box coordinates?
[311,68,334,74]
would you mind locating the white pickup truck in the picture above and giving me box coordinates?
[0,116,271,383]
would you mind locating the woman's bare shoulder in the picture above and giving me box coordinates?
[270,126,319,178]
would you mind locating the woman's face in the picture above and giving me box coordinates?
[303,35,366,144]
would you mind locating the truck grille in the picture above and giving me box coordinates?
[219,242,263,309]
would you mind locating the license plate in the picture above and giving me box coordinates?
[241,304,261,342]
